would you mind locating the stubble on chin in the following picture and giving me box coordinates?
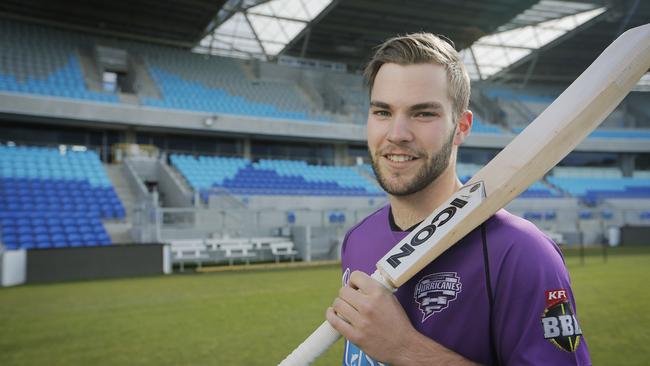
[370,131,455,197]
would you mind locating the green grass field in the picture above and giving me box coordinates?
[0,246,649,365]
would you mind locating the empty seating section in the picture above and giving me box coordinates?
[634,170,650,179]
[0,20,118,103]
[144,67,316,120]
[587,129,650,139]
[472,117,504,134]
[548,177,650,201]
[0,212,111,250]
[255,159,382,193]
[519,181,563,198]
[486,87,650,139]
[142,51,330,121]
[170,155,384,200]
[549,167,650,202]
[512,126,650,140]
[170,155,248,191]
[457,163,560,197]
[358,164,376,178]
[0,145,124,250]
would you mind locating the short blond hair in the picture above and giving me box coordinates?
[364,33,470,123]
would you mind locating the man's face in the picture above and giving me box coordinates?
[367,63,458,196]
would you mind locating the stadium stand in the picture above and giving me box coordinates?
[0,21,118,103]
[170,154,384,201]
[457,163,561,198]
[0,14,648,260]
[0,145,123,249]
[482,85,650,137]
[548,167,650,204]
[0,19,515,132]
[357,163,376,178]
[0,19,330,122]
[472,116,506,134]
[143,63,330,122]
[512,125,650,139]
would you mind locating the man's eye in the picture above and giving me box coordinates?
[416,112,437,118]
[374,110,390,117]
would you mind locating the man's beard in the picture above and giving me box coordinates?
[370,128,455,197]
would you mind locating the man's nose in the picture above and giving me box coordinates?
[387,114,413,144]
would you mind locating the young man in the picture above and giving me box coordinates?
[325,33,591,366]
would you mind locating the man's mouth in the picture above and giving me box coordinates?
[384,154,417,163]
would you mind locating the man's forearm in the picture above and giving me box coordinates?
[391,328,481,366]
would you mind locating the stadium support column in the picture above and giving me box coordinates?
[621,154,635,177]
[243,138,252,160]
[125,127,137,144]
[334,144,348,166]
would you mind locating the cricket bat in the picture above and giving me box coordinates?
[279,23,650,366]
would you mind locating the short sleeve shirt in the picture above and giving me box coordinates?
[340,206,591,365]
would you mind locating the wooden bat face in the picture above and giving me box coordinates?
[377,181,486,287]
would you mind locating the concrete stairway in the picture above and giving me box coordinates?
[131,55,161,98]
[76,48,103,93]
[105,164,137,243]
[118,92,140,105]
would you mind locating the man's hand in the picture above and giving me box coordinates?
[325,270,416,363]
[326,270,480,366]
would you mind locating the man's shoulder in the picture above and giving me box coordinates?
[346,204,390,237]
[488,209,551,240]
[487,209,564,265]
[342,204,390,247]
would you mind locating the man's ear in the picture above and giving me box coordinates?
[454,110,473,145]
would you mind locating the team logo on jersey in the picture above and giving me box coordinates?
[413,272,462,322]
[541,289,583,352]
[342,268,351,286]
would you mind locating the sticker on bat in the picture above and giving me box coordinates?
[379,182,486,276]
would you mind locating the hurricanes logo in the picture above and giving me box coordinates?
[414,272,462,322]
[541,289,583,352]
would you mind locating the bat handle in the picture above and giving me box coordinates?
[277,320,341,366]
[278,270,395,366]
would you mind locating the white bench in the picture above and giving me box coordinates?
[169,239,209,271]
[270,241,298,263]
[250,237,283,250]
[221,242,256,265]
[250,237,289,261]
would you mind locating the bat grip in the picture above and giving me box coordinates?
[278,270,395,365]
[277,320,341,366]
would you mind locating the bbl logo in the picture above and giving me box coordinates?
[414,272,462,322]
[541,289,583,352]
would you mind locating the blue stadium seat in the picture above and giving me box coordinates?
[579,211,594,219]
[171,155,385,201]
[0,147,116,250]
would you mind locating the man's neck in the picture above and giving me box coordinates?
[389,169,462,230]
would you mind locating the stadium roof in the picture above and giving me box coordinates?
[460,2,607,81]
[0,0,648,86]
[0,0,227,46]
[199,0,649,86]
[500,0,650,85]
[200,0,541,63]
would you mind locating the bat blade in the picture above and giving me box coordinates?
[279,23,650,366]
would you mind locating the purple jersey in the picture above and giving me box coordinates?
[340,206,590,366]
